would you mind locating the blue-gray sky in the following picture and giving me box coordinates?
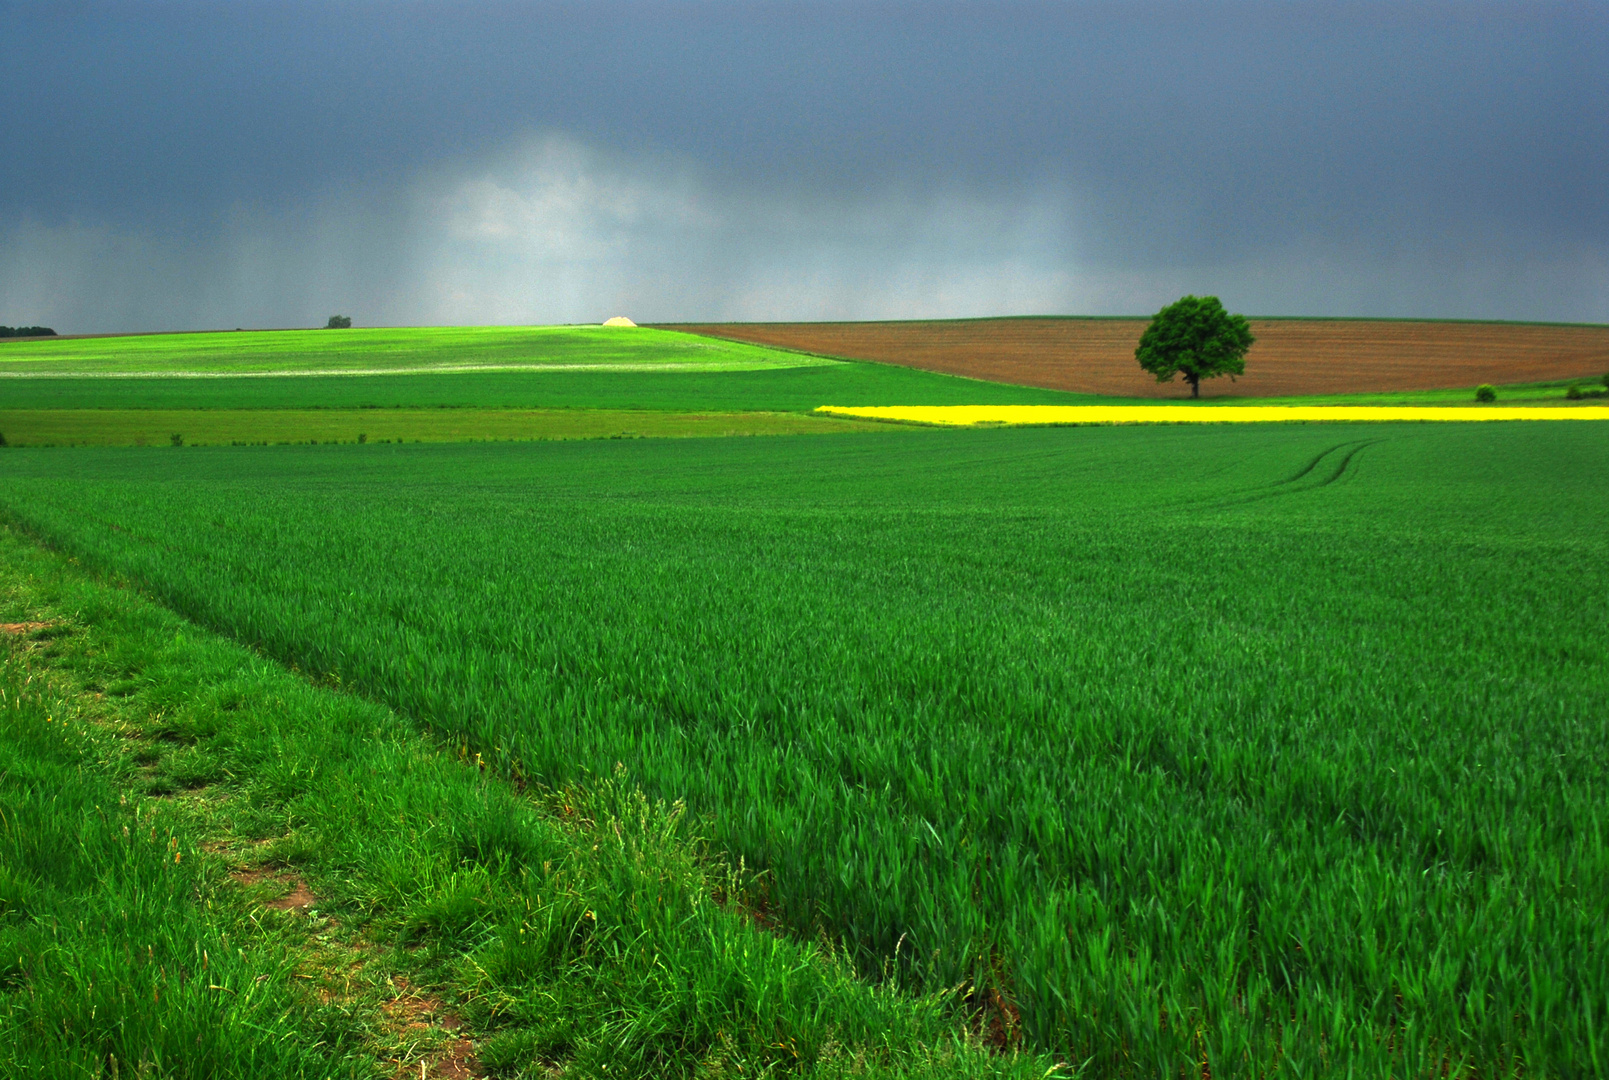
[2,1,1605,332]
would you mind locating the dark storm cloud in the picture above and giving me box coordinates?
[2,1,1605,331]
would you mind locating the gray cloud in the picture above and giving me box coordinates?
[406,135,1085,323]
[2,2,1604,331]
[1,135,1084,328]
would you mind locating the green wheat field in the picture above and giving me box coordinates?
[1,326,1605,1078]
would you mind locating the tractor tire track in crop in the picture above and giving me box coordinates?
[1101,438,1382,523]
[1313,438,1381,488]
[1283,440,1355,485]
[1208,437,1385,511]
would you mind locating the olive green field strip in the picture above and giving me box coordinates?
[0,408,896,447]
[2,423,1605,1076]
[0,325,839,376]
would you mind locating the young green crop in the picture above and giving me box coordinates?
[0,325,836,375]
[2,423,1605,1076]
[0,524,1046,1080]
[0,362,1099,412]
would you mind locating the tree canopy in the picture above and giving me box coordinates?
[1134,296,1254,398]
[325,315,352,329]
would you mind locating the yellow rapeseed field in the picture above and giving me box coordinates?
[813,405,1609,426]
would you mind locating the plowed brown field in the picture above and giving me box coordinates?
[666,319,1609,398]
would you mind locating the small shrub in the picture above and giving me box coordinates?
[170,433,184,447]
[357,432,367,444]
[1475,384,1497,403]
[1567,384,1584,400]
[0,432,7,447]
[1602,372,1609,389]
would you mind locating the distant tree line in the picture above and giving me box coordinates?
[0,326,56,338]
[325,315,352,329]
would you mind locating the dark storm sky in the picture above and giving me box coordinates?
[2,1,1605,332]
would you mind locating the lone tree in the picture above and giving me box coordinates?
[325,315,352,329]
[1134,295,1254,399]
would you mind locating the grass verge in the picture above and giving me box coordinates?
[0,524,1056,1079]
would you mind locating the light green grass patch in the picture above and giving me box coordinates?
[0,407,899,447]
[0,325,842,376]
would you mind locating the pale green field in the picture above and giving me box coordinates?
[0,325,840,376]
[0,408,894,447]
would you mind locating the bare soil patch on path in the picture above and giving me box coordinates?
[668,318,1609,398]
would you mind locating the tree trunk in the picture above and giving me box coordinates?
[1189,374,1200,399]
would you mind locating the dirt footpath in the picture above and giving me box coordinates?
[666,319,1609,398]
